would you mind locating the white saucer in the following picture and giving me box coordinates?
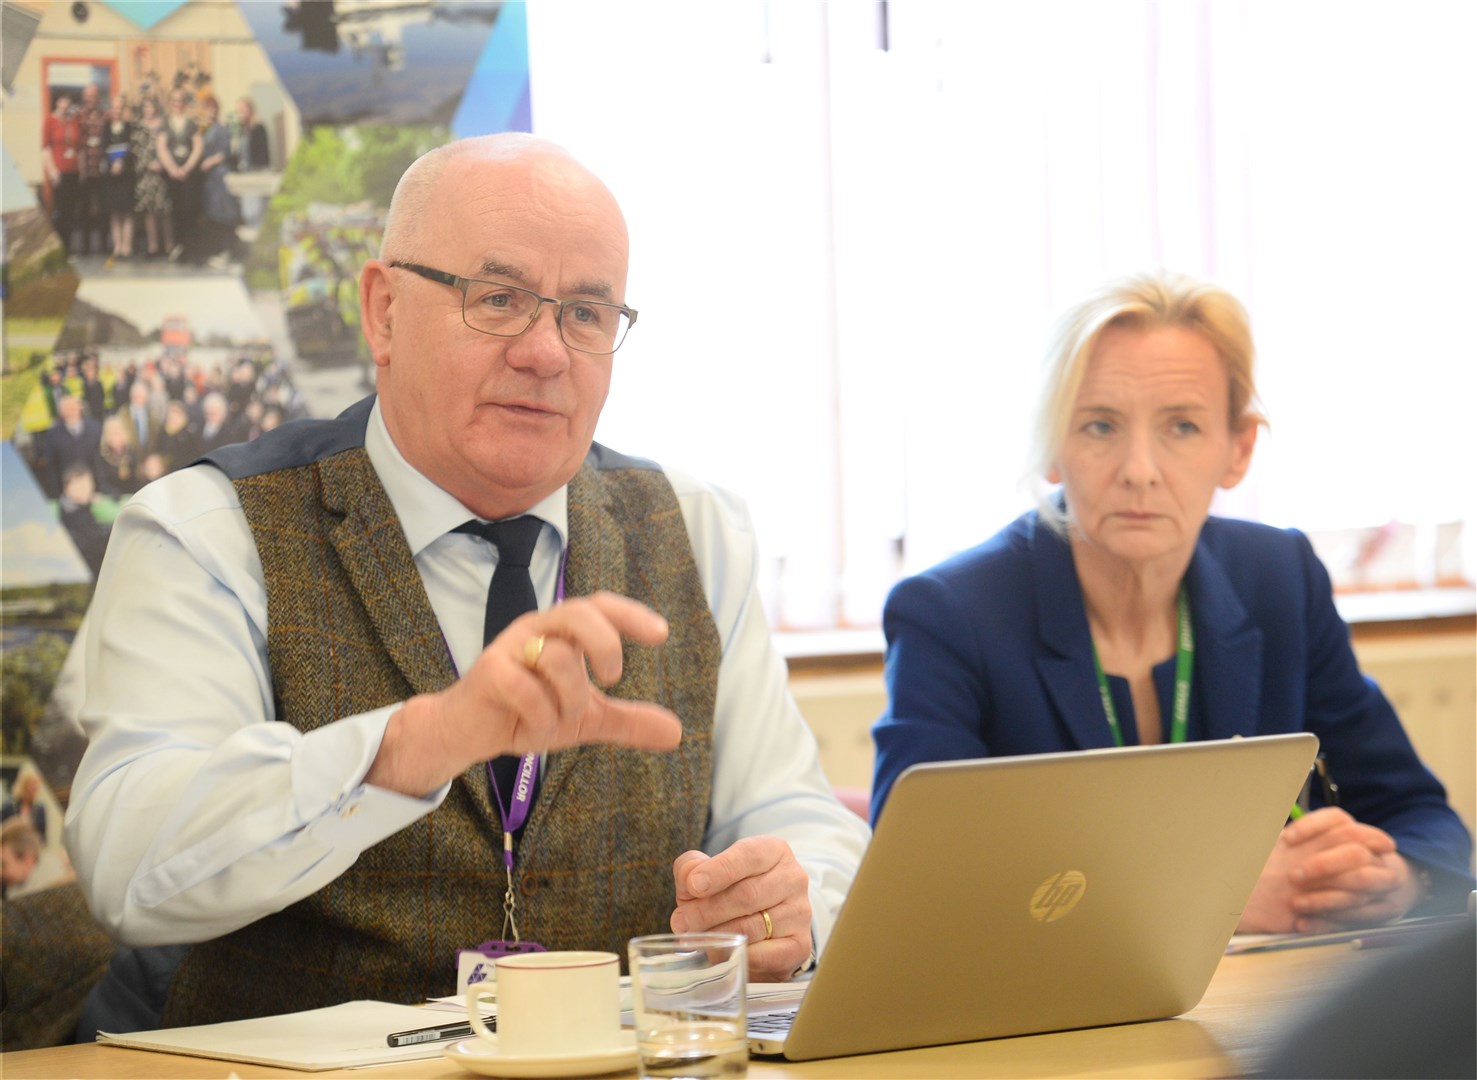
[443,1031,638,1078]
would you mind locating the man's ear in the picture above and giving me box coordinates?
[360,260,394,369]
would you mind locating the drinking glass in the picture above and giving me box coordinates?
[628,933,748,1079]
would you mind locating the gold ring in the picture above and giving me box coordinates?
[522,635,545,669]
[760,909,774,941]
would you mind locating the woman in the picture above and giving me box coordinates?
[101,94,135,263]
[132,95,171,258]
[231,96,270,171]
[159,89,202,262]
[41,92,81,254]
[870,270,1472,933]
[94,414,140,497]
[75,83,108,256]
[2,770,48,845]
[195,97,240,268]
[230,95,271,229]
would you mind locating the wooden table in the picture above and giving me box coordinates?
[0,942,1376,1079]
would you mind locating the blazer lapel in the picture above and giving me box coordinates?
[1184,541,1264,739]
[1031,519,1119,751]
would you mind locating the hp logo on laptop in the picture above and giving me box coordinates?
[1029,870,1087,923]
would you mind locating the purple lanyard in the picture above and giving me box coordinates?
[490,755,538,857]
[485,543,569,869]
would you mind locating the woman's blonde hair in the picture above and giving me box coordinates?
[1027,269,1265,532]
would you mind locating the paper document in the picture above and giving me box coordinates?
[1225,914,1466,955]
[97,1000,453,1071]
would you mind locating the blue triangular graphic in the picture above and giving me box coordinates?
[452,0,532,137]
[97,1,190,31]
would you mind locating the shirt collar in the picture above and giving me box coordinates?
[363,398,569,558]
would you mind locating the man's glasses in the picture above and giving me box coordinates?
[391,261,637,355]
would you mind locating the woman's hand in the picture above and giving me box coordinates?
[1238,808,1422,933]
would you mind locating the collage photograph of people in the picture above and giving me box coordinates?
[21,339,304,577]
[2,6,516,988]
[40,65,272,270]
[0,2,1472,1078]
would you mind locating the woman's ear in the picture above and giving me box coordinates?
[1220,422,1259,489]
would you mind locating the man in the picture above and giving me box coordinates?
[67,135,869,1026]
[57,464,109,577]
[34,394,101,499]
[116,380,161,458]
[224,358,259,417]
[1,819,41,900]
[195,390,246,453]
[78,353,110,422]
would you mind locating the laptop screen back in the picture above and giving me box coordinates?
[776,734,1317,1060]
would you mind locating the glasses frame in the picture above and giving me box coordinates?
[390,261,638,355]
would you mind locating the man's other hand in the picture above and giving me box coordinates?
[670,838,814,981]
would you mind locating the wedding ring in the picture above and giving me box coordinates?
[522,635,545,669]
[760,908,774,941]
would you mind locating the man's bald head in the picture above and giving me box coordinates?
[379,134,623,263]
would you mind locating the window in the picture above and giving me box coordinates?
[528,1,1476,631]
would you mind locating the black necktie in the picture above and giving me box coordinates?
[456,515,544,809]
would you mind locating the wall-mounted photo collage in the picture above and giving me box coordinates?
[0,0,529,899]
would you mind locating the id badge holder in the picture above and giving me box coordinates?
[455,833,545,992]
[456,939,548,994]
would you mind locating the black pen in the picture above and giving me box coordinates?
[386,1015,495,1047]
[1314,754,1341,808]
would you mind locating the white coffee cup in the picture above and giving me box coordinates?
[466,950,622,1056]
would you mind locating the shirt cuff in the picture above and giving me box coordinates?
[297,705,452,847]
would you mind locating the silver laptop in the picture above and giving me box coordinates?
[750,733,1318,1060]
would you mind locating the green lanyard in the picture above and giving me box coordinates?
[1091,585,1194,746]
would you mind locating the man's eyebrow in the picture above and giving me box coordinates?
[475,261,616,302]
[565,280,615,301]
[477,259,527,283]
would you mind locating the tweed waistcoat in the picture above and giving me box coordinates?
[163,399,719,1025]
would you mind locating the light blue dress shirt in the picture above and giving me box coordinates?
[66,401,868,956]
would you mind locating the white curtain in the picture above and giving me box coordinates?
[527,0,1476,631]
